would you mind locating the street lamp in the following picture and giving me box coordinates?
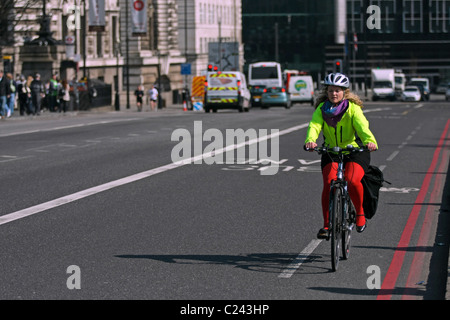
[25,0,61,45]
[115,41,120,111]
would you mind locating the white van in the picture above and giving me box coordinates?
[288,75,314,105]
[204,71,251,112]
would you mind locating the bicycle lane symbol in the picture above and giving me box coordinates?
[380,187,419,194]
[220,159,322,173]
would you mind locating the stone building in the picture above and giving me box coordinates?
[1,0,244,108]
[1,0,186,108]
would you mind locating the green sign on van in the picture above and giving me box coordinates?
[295,80,307,91]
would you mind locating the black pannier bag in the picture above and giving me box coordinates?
[361,165,391,219]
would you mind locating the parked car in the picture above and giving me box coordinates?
[261,86,291,108]
[446,85,450,101]
[401,86,422,102]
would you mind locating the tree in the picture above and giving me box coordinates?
[0,0,41,52]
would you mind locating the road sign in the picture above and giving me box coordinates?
[181,63,191,75]
[208,42,239,71]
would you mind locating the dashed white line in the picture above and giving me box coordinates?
[387,150,400,161]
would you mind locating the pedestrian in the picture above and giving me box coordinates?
[6,73,16,117]
[17,75,32,116]
[148,85,159,111]
[304,73,378,238]
[148,85,158,111]
[0,70,11,119]
[59,79,70,113]
[48,73,59,112]
[134,85,144,111]
[30,73,45,115]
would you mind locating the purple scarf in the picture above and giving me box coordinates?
[321,99,349,128]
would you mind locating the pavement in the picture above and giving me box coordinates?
[0,102,189,121]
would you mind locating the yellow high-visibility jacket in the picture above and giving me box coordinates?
[305,100,378,150]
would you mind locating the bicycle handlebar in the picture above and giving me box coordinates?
[303,145,370,154]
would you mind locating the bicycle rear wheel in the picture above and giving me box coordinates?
[330,187,342,271]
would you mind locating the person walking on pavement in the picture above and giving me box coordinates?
[17,75,32,116]
[49,73,59,112]
[30,73,45,115]
[134,85,144,112]
[6,73,16,117]
[0,70,11,119]
[59,79,70,113]
[148,85,158,111]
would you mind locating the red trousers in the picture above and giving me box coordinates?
[321,162,366,228]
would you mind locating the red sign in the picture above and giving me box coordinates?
[134,0,144,11]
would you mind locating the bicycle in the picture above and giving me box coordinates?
[304,145,368,271]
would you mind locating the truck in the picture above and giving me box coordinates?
[371,69,396,101]
[394,71,406,97]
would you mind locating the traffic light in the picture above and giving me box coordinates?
[333,59,343,73]
[207,63,219,72]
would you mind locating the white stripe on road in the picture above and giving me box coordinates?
[386,150,399,161]
[278,239,322,278]
[0,123,309,226]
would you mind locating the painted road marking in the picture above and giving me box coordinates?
[278,240,322,278]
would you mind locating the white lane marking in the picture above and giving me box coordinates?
[0,162,183,226]
[386,150,399,161]
[278,239,322,278]
[0,123,309,226]
[363,107,392,113]
[0,118,141,138]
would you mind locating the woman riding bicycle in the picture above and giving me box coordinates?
[304,73,378,239]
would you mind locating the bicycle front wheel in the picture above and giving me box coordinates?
[330,187,343,272]
[342,198,354,260]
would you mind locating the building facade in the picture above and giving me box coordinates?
[242,0,450,88]
[1,0,186,107]
[177,0,243,84]
[1,0,245,108]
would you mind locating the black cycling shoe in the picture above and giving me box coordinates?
[356,223,367,233]
[317,228,330,240]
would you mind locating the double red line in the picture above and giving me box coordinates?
[377,119,450,300]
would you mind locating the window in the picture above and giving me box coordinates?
[403,0,423,33]
[429,0,449,32]
[348,0,396,33]
[348,0,364,33]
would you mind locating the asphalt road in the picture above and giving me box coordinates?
[0,97,449,306]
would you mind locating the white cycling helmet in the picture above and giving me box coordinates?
[323,73,350,88]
